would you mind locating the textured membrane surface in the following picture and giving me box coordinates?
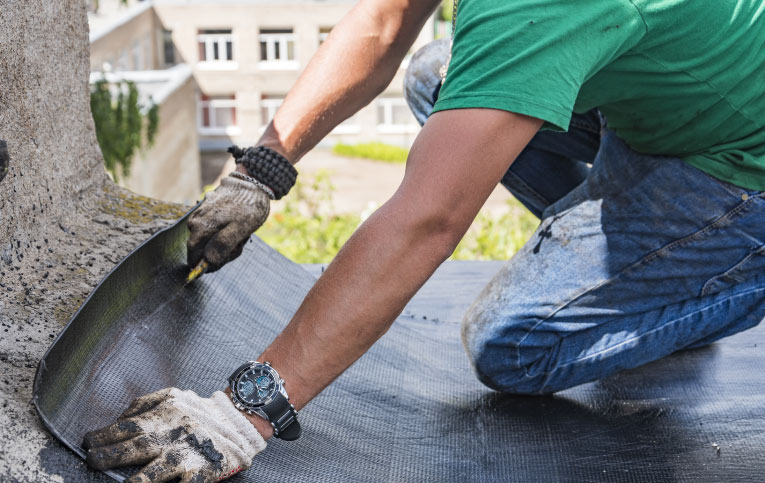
[35,213,765,482]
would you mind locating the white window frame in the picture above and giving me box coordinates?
[260,96,284,129]
[161,29,175,67]
[197,94,241,136]
[258,29,298,70]
[400,51,413,70]
[131,39,144,71]
[197,30,238,70]
[117,48,130,71]
[376,97,419,134]
[318,27,332,46]
[331,115,361,135]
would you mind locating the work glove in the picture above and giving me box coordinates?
[187,173,272,272]
[83,388,266,483]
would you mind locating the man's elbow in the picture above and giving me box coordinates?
[409,210,467,262]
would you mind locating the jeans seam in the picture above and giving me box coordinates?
[568,117,601,135]
[502,170,550,211]
[700,245,765,297]
[631,196,754,267]
[515,195,756,376]
[695,168,755,198]
[531,285,765,385]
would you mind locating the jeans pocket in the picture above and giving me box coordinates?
[697,169,764,200]
[701,245,765,297]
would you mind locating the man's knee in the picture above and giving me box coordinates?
[461,303,556,395]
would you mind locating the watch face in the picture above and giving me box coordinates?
[235,365,278,406]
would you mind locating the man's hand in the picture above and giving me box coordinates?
[83,388,266,483]
[187,174,271,272]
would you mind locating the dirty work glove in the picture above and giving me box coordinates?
[83,388,266,483]
[187,173,272,272]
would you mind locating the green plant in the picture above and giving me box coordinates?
[439,0,455,22]
[91,0,128,14]
[451,203,538,260]
[332,142,409,164]
[258,171,360,263]
[258,171,538,264]
[90,78,159,181]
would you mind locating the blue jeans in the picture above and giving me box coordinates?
[405,40,765,394]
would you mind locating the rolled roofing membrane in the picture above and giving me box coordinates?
[35,212,765,481]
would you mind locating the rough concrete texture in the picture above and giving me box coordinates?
[0,1,186,480]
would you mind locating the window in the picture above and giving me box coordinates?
[162,29,175,66]
[376,96,418,133]
[131,40,144,70]
[144,37,152,69]
[198,94,240,135]
[116,49,130,71]
[318,26,332,45]
[260,95,284,126]
[197,29,236,69]
[400,49,414,70]
[258,29,297,69]
[332,114,361,134]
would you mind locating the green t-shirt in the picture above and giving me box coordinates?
[433,0,765,190]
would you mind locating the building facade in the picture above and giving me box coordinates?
[88,0,436,198]
[152,0,433,151]
[89,2,203,203]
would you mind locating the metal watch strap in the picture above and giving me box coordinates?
[261,392,301,441]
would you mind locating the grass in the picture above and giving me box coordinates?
[332,142,409,164]
[258,171,538,263]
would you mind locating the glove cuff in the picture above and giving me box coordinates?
[211,391,267,456]
[229,145,297,200]
[219,175,273,207]
[229,171,276,200]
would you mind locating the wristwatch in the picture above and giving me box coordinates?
[228,361,301,441]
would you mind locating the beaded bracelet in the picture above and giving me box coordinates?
[228,171,276,200]
[228,145,297,200]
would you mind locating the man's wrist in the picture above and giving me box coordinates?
[223,387,274,440]
[256,129,298,164]
[228,145,297,200]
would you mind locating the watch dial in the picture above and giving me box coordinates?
[236,366,277,405]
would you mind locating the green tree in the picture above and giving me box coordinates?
[90,78,159,181]
[90,0,128,14]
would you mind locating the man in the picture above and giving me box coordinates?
[82,0,765,481]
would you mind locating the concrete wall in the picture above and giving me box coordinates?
[154,1,434,149]
[121,75,202,204]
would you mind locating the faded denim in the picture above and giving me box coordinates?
[405,40,765,394]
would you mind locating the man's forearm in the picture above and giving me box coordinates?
[255,0,440,163]
[259,193,461,410]
[254,109,542,417]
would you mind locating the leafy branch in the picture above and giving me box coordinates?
[90,78,159,181]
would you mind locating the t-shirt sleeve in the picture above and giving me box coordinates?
[432,0,646,131]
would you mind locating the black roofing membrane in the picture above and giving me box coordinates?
[34,211,765,482]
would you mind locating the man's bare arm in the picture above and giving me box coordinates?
[196,0,439,271]
[244,109,543,437]
[246,0,440,164]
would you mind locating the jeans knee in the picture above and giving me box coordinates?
[462,308,554,395]
[403,38,450,126]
